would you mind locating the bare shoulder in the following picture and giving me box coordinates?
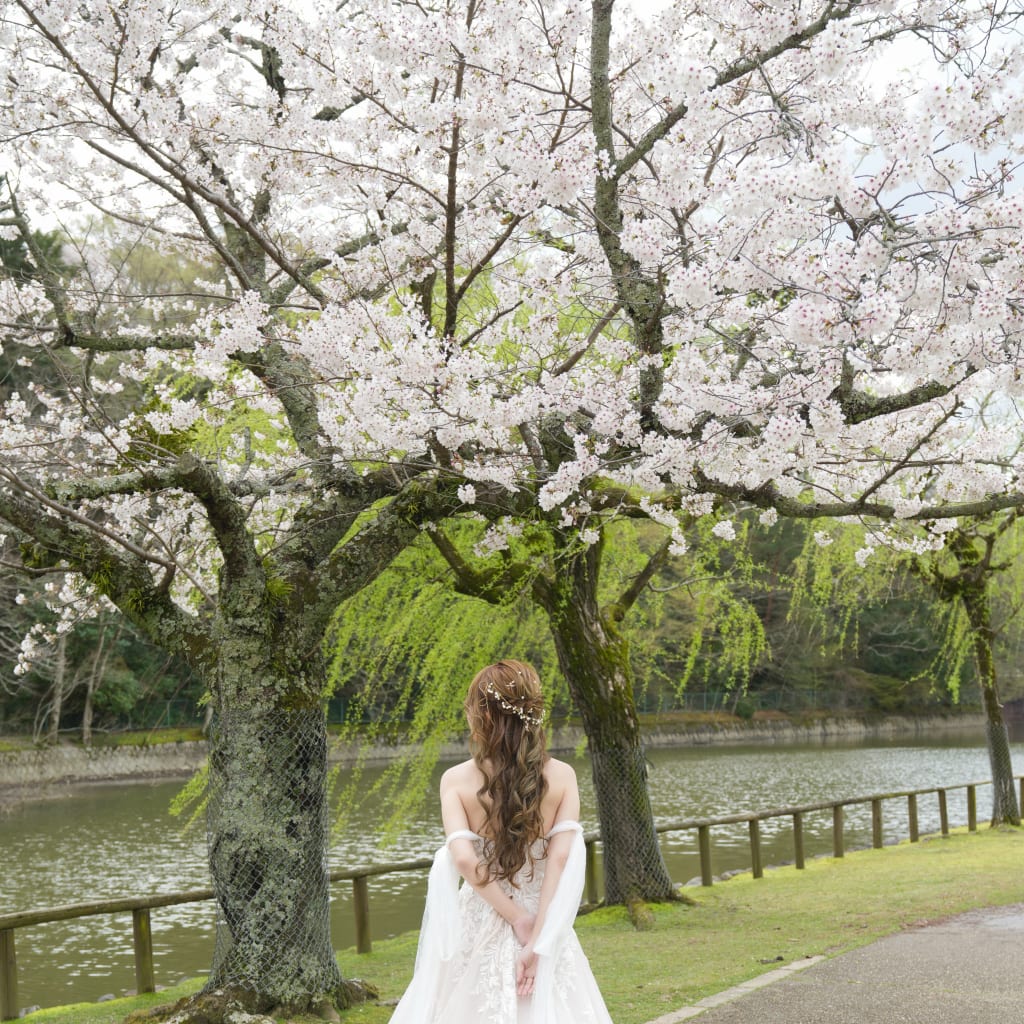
[440,758,480,792]
[543,756,578,789]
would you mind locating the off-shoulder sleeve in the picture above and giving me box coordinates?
[531,821,586,1024]
[389,831,480,1024]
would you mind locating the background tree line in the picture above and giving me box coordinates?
[6,506,1022,741]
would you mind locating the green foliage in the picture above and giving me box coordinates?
[0,226,67,283]
[625,515,770,705]
[0,580,202,735]
[732,695,756,719]
[265,570,295,604]
[783,514,1024,707]
[91,660,142,716]
[324,524,562,840]
[169,759,210,835]
[323,512,785,830]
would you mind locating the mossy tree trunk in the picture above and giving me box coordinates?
[536,540,677,903]
[958,585,1019,826]
[203,630,341,1007]
[926,523,1019,827]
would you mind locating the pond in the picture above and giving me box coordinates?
[1,728,1019,1013]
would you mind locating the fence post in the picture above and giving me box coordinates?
[871,798,883,849]
[907,794,919,842]
[792,811,805,869]
[131,908,155,994]
[748,819,763,879]
[585,840,599,904]
[0,929,16,1022]
[353,876,371,954]
[967,786,977,831]
[698,824,713,886]
[938,789,949,837]
[832,805,844,858]
[1019,777,1023,818]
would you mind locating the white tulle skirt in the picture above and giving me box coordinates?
[389,823,613,1024]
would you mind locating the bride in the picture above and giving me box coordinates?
[389,659,614,1024]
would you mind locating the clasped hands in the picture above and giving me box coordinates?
[512,913,538,997]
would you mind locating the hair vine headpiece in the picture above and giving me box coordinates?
[485,681,544,728]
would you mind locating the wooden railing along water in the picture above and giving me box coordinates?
[3,775,1021,1020]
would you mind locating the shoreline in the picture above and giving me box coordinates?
[0,711,988,802]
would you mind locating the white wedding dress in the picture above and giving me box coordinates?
[389,821,613,1024]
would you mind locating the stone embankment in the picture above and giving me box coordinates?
[0,712,987,793]
[624,712,988,750]
[0,740,208,792]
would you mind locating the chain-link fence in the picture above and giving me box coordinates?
[205,706,341,1002]
[587,744,680,904]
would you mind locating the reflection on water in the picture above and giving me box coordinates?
[1,729,1019,1012]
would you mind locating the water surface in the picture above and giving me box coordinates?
[1,730,1018,1012]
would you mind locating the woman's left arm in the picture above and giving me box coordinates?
[440,772,535,945]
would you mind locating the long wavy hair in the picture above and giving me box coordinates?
[464,659,548,884]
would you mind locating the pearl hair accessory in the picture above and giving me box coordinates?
[485,681,544,728]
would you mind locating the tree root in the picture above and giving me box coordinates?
[122,979,378,1024]
[626,896,655,931]
[624,886,697,930]
[670,887,698,907]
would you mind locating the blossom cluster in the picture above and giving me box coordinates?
[0,0,1021,662]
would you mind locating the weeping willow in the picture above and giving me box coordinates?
[322,512,782,837]
[627,513,772,701]
[324,523,562,840]
[786,515,1024,709]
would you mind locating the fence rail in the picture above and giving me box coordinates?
[3,775,1021,1020]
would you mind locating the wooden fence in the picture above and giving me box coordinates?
[2,775,1020,1020]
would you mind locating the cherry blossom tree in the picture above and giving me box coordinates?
[2,0,1023,1016]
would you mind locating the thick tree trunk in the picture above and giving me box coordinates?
[541,550,677,905]
[196,632,346,1016]
[206,703,341,1006]
[961,591,1020,826]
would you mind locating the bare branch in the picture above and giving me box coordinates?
[608,534,672,621]
[0,484,211,664]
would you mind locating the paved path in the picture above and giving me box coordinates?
[645,903,1024,1024]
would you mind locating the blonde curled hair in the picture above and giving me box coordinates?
[464,659,548,883]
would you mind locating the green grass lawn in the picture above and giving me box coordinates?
[20,826,1024,1024]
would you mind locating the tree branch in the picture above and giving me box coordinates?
[549,302,622,377]
[275,460,428,573]
[611,1,861,183]
[607,534,672,622]
[15,4,325,304]
[0,486,211,665]
[233,342,334,479]
[692,467,1024,522]
[590,0,665,428]
[172,454,264,592]
[832,354,975,424]
[53,328,198,353]
[427,526,535,605]
[1,465,175,570]
[303,481,460,636]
